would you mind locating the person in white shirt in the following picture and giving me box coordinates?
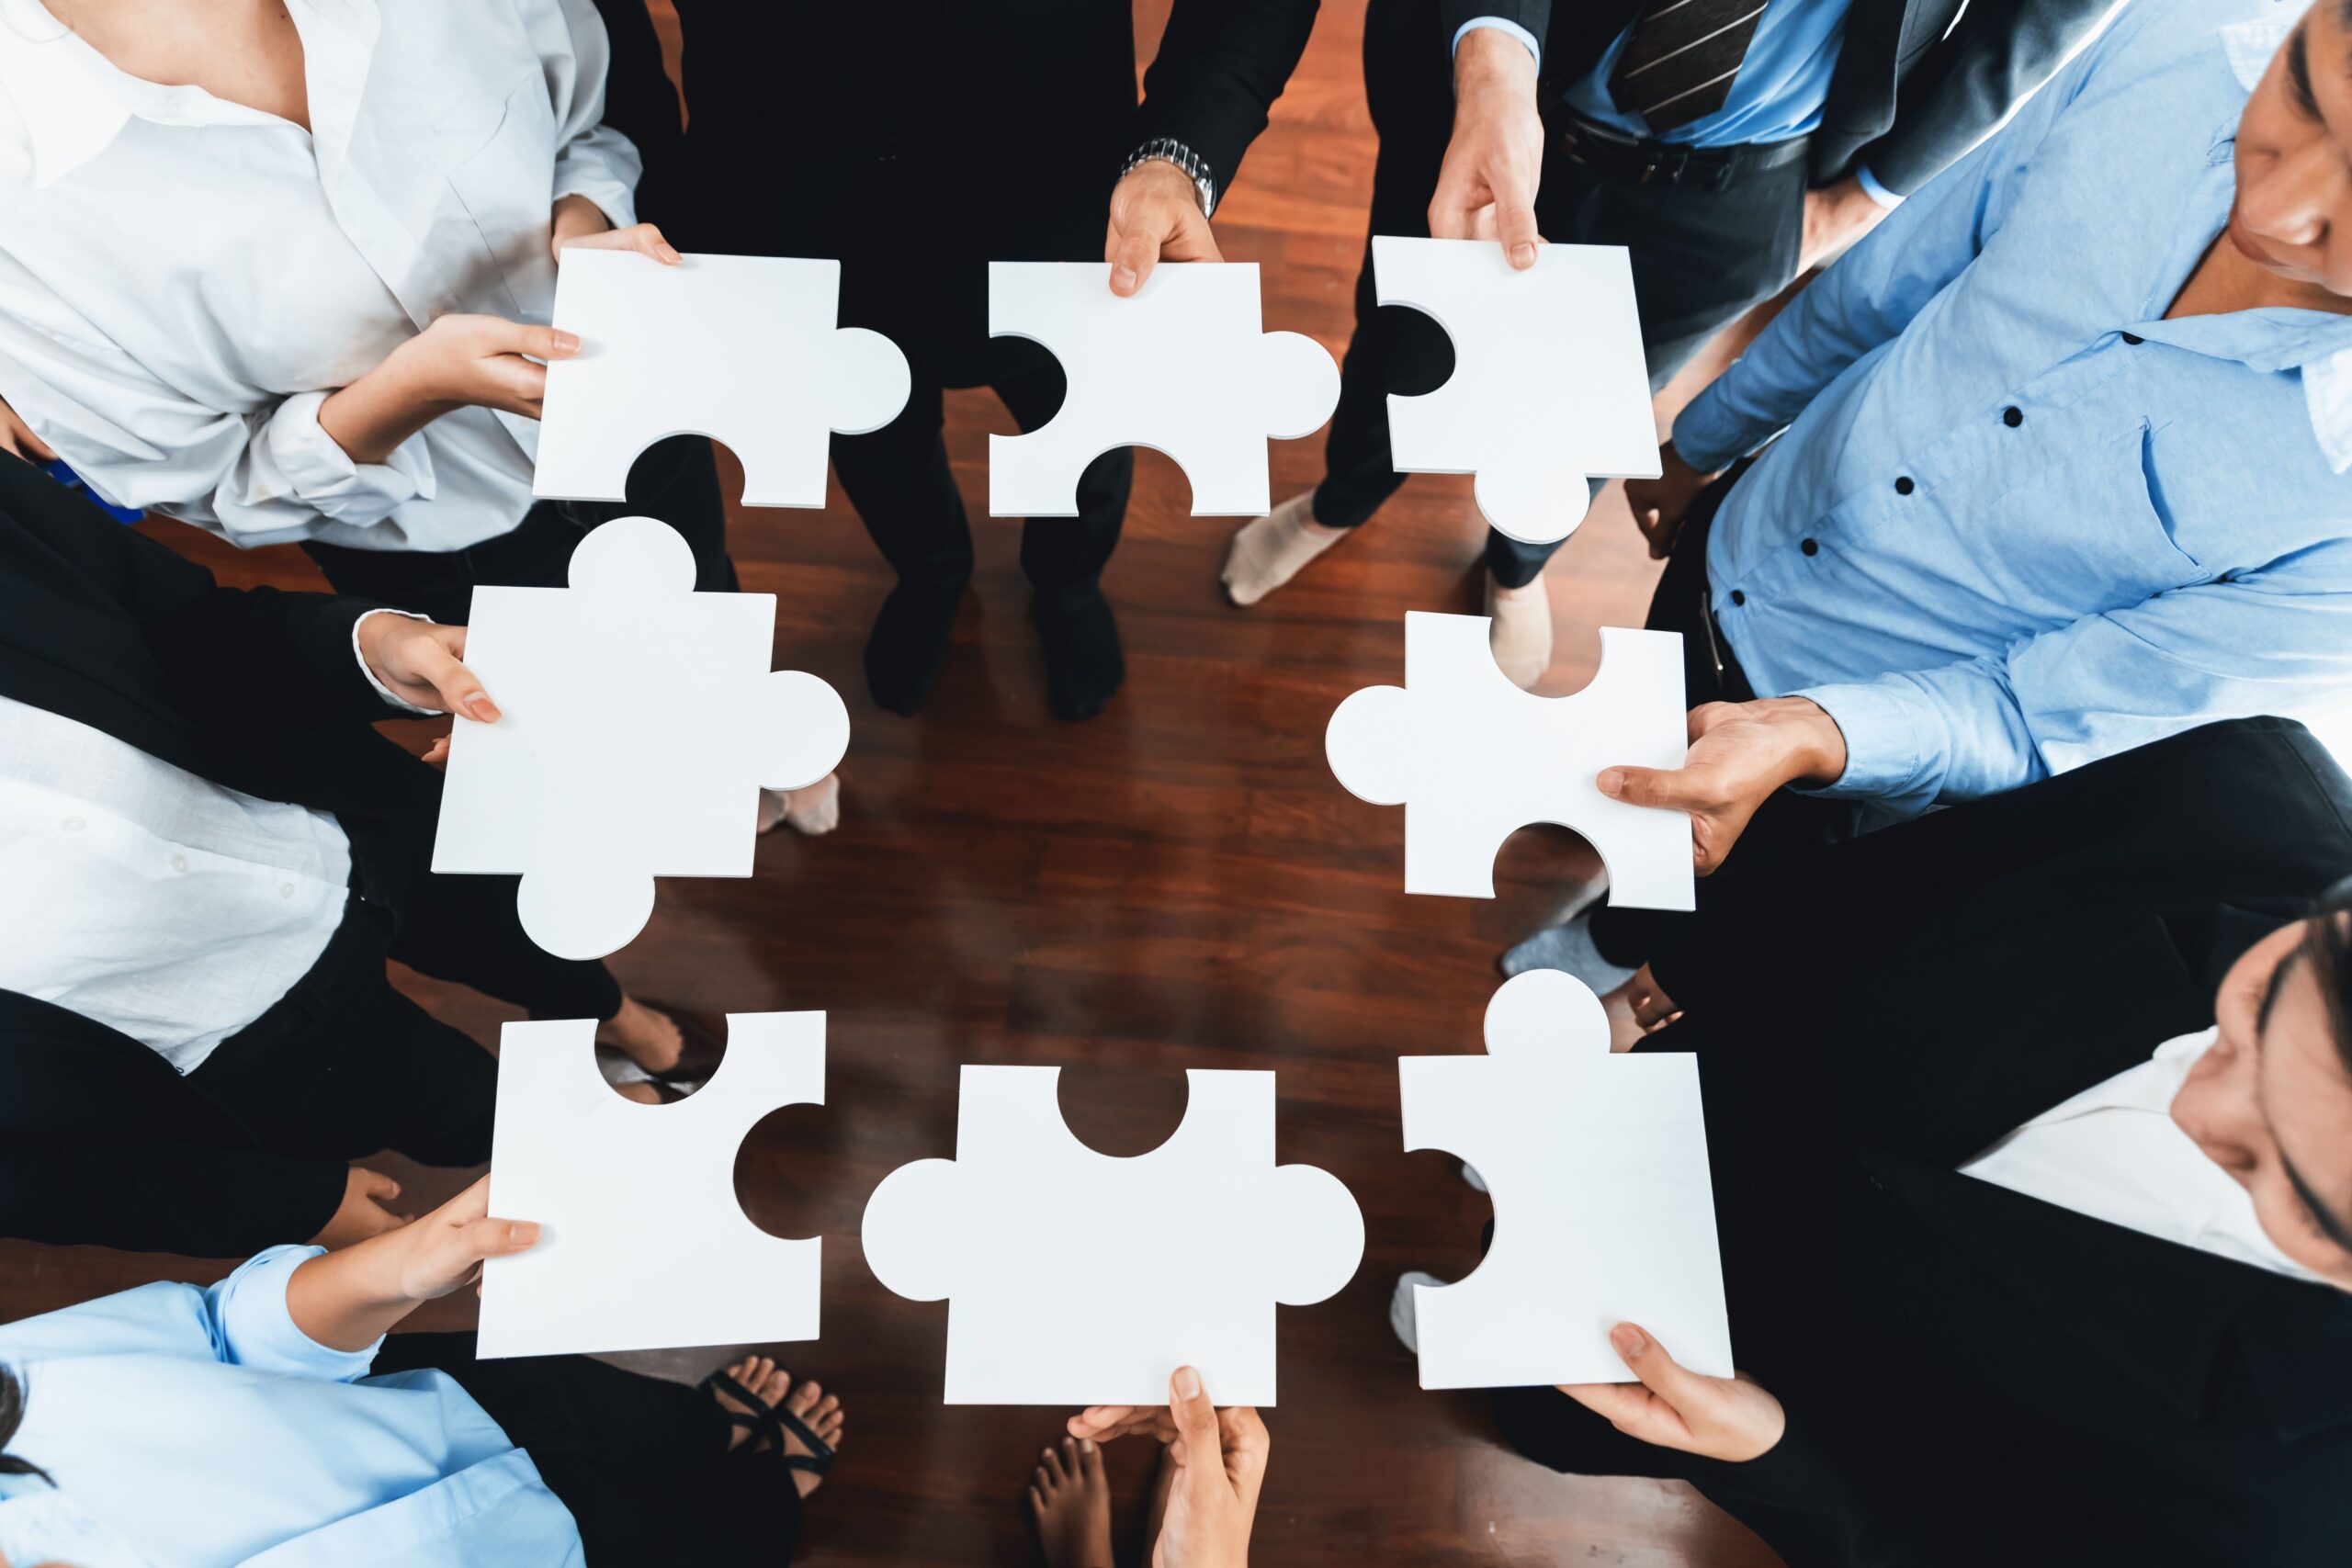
[0,0,838,835]
[0,451,720,1257]
[1397,716,2352,1565]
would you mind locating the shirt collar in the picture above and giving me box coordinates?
[0,0,377,187]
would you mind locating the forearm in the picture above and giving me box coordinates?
[1679,1398,1934,1567]
[284,1228,435,1351]
[1132,0,1320,195]
[1794,657,2043,816]
[316,345,453,468]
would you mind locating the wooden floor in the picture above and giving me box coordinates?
[0,6,1784,1564]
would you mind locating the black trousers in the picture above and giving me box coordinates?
[828,183,1134,616]
[1317,0,1809,587]
[300,436,737,625]
[372,1332,800,1563]
[187,810,621,1170]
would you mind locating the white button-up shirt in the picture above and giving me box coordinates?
[1963,1028,2329,1286]
[0,0,638,552]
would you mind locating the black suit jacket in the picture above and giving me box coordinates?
[0,454,431,1255]
[1440,0,2115,195]
[596,0,1319,258]
[1629,718,2352,1564]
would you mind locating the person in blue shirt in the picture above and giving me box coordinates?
[1512,0,2352,987]
[1220,0,2118,689]
[0,1177,847,1567]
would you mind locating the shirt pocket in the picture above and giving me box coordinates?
[433,73,560,323]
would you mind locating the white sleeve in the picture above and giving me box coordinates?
[526,0,643,230]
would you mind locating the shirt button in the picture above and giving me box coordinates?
[1729,589,1747,606]
[2121,332,2144,345]
[2002,406,2023,428]
[61,815,85,831]
[169,853,190,874]
[279,882,297,898]
[1894,475,1916,495]
[1800,538,1819,557]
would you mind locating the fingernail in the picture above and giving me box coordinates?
[1597,769,1625,796]
[1174,1366,1202,1399]
[510,1220,541,1247]
[552,331,581,355]
[1510,243,1536,268]
[1112,264,1138,293]
[1611,1324,1647,1357]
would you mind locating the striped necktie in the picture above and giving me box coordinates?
[1607,0,1771,136]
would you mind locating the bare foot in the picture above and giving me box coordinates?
[757,773,842,837]
[1029,1436,1113,1568]
[708,1356,845,1500]
[596,995,684,1076]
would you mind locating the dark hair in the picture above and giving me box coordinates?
[2312,875,2352,1081]
[0,1365,49,1486]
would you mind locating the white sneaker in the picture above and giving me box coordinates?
[1390,1270,1447,1355]
[1484,574,1553,690]
[1222,490,1348,607]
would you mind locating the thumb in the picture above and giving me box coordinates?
[414,630,501,723]
[1610,1323,1707,1412]
[1107,222,1159,298]
[1492,169,1541,271]
[466,1215,542,1259]
[358,1168,401,1201]
[1596,765,1701,812]
[1168,1365,1222,1462]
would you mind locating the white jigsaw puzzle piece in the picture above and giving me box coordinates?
[862,1066,1363,1405]
[1374,237,1659,545]
[1401,971,1731,1388]
[987,263,1340,517]
[478,1011,827,1359]
[1326,614,1693,909]
[431,516,850,960]
[533,250,910,508]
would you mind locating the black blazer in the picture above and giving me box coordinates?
[0,454,430,1255]
[1632,718,2352,1564]
[594,0,1320,258]
[1441,0,2118,195]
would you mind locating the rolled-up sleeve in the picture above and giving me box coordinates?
[528,0,642,230]
[0,252,435,544]
[204,1245,382,1382]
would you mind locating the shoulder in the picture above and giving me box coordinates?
[2070,0,2290,95]
[0,1280,213,1366]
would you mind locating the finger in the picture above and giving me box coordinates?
[465,1214,543,1258]
[422,736,451,770]
[1490,165,1541,270]
[441,1174,493,1222]
[1595,765,1702,812]
[1609,1322,1711,1414]
[1157,210,1223,265]
[1557,1379,1657,1429]
[1166,1366,1225,1468]
[1686,702,1747,739]
[418,629,500,722]
[358,1168,402,1201]
[506,323,581,362]
[632,223,684,265]
[1107,222,1161,298]
[1426,160,1480,241]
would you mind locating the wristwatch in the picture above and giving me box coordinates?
[1122,136,1219,220]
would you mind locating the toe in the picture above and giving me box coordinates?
[760,1366,793,1405]
[1079,1437,1103,1478]
[1043,1445,1066,1483]
[786,1378,822,1416]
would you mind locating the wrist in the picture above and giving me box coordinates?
[1455,24,1538,94]
[1761,698,1848,785]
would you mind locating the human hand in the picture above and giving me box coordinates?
[1798,177,1891,274]
[1558,1323,1785,1462]
[1597,698,1849,874]
[1623,441,1720,561]
[386,1175,541,1302]
[551,192,683,265]
[1623,963,1680,1033]
[308,1167,409,1249]
[355,612,501,722]
[288,1174,540,1350]
[1069,1366,1270,1568]
[1106,159,1224,296]
[1429,26,1544,268]
[320,314,582,466]
[0,394,53,462]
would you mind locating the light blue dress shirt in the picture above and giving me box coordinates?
[0,1247,584,1568]
[1673,0,2352,818]
[1457,6,1898,203]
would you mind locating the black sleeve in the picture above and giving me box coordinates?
[1437,2,1551,48]
[586,0,690,233]
[1856,0,2117,197]
[1130,0,1322,199]
[0,1134,347,1258]
[1676,1397,1935,1567]
[0,454,404,730]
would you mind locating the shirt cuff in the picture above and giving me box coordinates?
[1789,678,1933,802]
[351,608,442,715]
[554,129,643,232]
[264,389,435,524]
[1669,384,1768,476]
[209,1244,383,1382]
[1453,17,1542,69]
[1853,164,1904,209]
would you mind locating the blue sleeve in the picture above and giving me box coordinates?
[1670,35,2089,473]
[1797,574,2352,815]
[203,1245,382,1382]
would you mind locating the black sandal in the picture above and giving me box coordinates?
[700,1368,838,1481]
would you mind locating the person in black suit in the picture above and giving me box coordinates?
[1220,0,2119,690]
[0,454,711,1257]
[1415,716,2352,1564]
[595,0,1321,722]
